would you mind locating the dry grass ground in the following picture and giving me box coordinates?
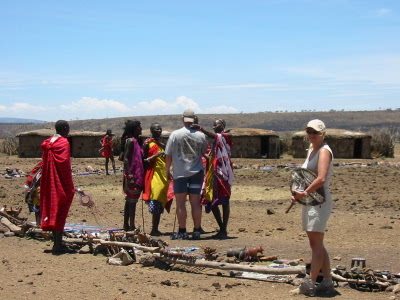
[0,144,399,299]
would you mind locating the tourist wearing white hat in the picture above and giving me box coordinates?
[290,119,335,296]
[165,109,207,240]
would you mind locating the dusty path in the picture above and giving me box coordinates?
[1,152,399,299]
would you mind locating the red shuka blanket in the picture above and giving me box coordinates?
[101,135,114,158]
[40,136,75,231]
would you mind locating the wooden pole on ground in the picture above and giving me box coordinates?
[62,238,159,252]
[155,254,305,275]
[0,216,22,234]
[331,273,390,289]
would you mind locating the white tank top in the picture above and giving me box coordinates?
[301,144,334,190]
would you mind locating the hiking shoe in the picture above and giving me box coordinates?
[298,278,316,297]
[316,277,334,293]
[192,231,201,240]
[170,231,189,240]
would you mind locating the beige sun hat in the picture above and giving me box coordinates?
[183,108,195,122]
[306,119,326,132]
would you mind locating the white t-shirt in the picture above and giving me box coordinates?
[165,126,207,179]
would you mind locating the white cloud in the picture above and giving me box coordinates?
[136,96,202,114]
[0,102,52,112]
[60,97,130,112]
[376,8,392,16]
[137,98,173,111]
[0,96,241,121]
[175,96,201,112]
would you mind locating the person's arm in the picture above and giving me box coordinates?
[146,151,165,162]
[143,141,165,165]
[191,124,216,139]
[293,148,332,200]
[165,154,172,180]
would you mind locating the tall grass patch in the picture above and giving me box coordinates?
[369,127,399,158]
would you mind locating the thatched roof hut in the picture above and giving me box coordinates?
[142,127,280,159]
[17,127,280,159]
[292,129,372,159]
[228,128,280,158]
[17,129,105,158]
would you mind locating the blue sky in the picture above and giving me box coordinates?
[0,0,399,122]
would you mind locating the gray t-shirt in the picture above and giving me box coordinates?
[165,126,207,178]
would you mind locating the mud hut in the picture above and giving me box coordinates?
[229,128,280,159]
[17,129,105,158]
[292,129,372,159]
[142,128,280,159]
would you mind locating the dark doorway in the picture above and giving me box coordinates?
[261,137,269,158]
[354,138,362,158]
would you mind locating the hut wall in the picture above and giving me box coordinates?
[71,136,103,158]
[231,136,261,158]
[292,137,372,159]
[230,136,279,158]
[291,138,308,158]
[325,138,354,159]
[362,138,372,159]
[18,136,50,158]
[267,136,280,159]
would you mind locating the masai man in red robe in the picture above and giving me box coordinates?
[100,129,116,175]
[40,120,75,253]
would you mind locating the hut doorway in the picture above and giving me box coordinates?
[354,138,363,158]
[261,136,269,158]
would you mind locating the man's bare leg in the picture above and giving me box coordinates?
[175,193,188,229]
[189,193,202,230]
[105,157,110,175]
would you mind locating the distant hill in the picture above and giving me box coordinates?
[1,110,399,139]
[0,118,45,124]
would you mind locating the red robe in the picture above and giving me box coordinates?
[101,135,114,158]
[40,136,75,231]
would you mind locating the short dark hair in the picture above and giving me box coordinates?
[123,120,141,135]
[55,120,69,133]
[150,122,161,128]
[215,118,226,128]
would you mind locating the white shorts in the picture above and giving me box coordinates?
[302,194,332,232]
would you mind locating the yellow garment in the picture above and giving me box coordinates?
[32,189,40,207]
[204,154,214,203]
[148,142,169,206]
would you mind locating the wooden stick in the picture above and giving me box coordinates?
[331,273,390,288]
[0,216,22,233]
[62,238,159,252]
[155,254,305,275]
[285,202,295,213]
[98,240,159,252]
[0,208,25,225]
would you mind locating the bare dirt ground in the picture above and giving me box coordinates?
[1,144,399,300]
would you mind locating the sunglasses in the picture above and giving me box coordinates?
[306,129,320,135]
